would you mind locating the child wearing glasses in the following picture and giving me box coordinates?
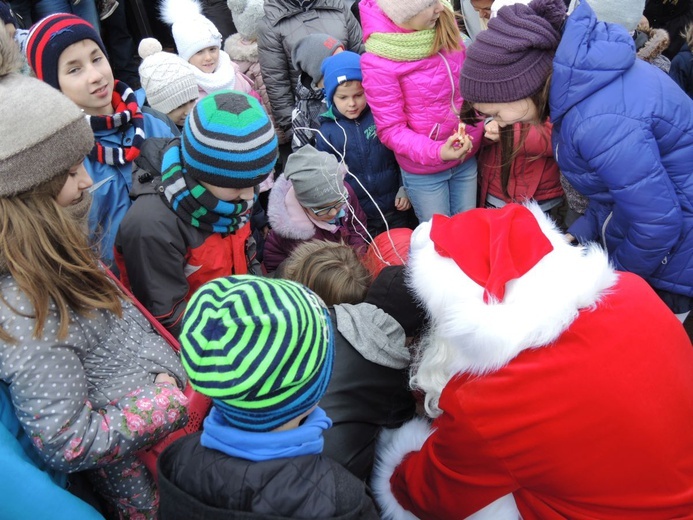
[264,145,368,273]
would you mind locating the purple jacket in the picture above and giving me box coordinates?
[264,174,368,273]
[359,0,482,174]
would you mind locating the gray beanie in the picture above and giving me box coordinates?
[138,38,198,115]
[0,26,94,198]
[284,145,347,208]
[291,33,344,86]
[568,0,645,32]
[227,0,264,41]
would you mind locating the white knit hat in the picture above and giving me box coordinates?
[375,0,439,25]
[568,0,645,32]
[161,0,222,61]
[138,38,198,115]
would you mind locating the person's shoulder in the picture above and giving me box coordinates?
[143,110,178,139]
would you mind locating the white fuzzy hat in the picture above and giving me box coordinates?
[227,0,264,41]
[375,0,439,25]
[161,0,222,61]
[138,38,198,115]
[568,0,646,32]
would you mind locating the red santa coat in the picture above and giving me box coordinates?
[391,272,693,519]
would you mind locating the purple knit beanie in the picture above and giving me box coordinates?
[460,0,566,103]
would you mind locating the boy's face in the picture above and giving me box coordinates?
[200,181,255,203]
[57,39,114,116]
[189,46,220,74]
[167,99,197,127]
[333,81,366,120]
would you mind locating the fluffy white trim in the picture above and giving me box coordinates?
[160,0,202,25]
[224,33,259,63]
[371,418,433,520]
[267,174,316,240]
[409,202,618,377]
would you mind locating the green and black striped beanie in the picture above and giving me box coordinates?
[181,90,278,189]
[180,275,334,432]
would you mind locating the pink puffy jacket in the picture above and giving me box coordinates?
[359,0,482,174]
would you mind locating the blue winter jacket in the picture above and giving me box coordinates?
[0,383,104,520]
[669,43,693,99]
[551,1,693,297]
[316,105,401,222]
[86,94,177,267]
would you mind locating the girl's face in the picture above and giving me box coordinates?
[167,99,197,127]
[200,182,255,202]
[473,98,540,127]
[399,0,445,31]
[57,39,115,116]
[189,46,220,73]
[56,161,93,207]
[304,199,346,222]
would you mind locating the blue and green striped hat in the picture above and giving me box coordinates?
[181,90,278,189]
[180,275,334,432]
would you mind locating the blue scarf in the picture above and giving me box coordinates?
[201,406,332,462]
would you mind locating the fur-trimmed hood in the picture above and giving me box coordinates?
[635,25,670,63]
[267,173,319,240]
[224,33,258,63]
[408,203,618,378]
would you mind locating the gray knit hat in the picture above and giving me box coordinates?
[0,26,94,198]
[291,33,344,86]
[568,0,645,32]
[138,38,198,115]
[284,145,348,208]
[226,0,264,41]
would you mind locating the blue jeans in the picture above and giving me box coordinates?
[33,0,100,29]
[401,157,478,222]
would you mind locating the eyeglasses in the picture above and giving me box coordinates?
[308,199,346,217]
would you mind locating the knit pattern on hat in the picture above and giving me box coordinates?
[181,90,278,188]
[0,33,94,197]
[226,0,264,41]
[460,0,566,103]
[26,13,107,90]
[375,0,440,25]
[321,51,362,108]
[180,275,335,432]
[161,0,222,61]
[284,145,348,208]
[138,38,198,115]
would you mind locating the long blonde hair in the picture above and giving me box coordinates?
[0,174,123,342]
[433,6,462,53]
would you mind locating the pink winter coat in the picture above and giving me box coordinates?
[359,0,482,175]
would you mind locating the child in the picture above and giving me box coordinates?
[359,0,483,222]
[0,34,188,519]
[157,275,379,519]
[317,51,414,238]
[161,0,254,98]
[670,22,693,97]
[25,13,178,267]
[257,0,364,141]
[290,32,344,150]
[278,242,416,480]
[114,90,278,336]
[137,38,199,128]
[264,144,368,273]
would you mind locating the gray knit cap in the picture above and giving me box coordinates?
[0,27,94,198]
[284,145,348,208]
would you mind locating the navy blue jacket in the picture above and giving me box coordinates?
[669,43,693,98]
[551,1,693,298]
[316,106,401,222]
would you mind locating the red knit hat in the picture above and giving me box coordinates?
[430,205,554,303]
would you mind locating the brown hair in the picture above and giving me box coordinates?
[281,240,372,306]
[0,174,123,342]
[432,6,463,53]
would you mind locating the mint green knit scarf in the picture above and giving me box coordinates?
[365,0,454,62]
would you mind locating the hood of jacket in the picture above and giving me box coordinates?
[334,303,410,369]
[359,0,406,42]
[129,137,175,199]
[550,1,636,124]
[267,173,318,240]
[263,0,345,27]
[635,26,670,64]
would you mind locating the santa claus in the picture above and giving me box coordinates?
[372,203,693,519]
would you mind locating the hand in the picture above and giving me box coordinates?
[565,233,578,245]
[155,373,177,386]
[440,132,473,161]
[395,197,412,211]
[484,119,500,142]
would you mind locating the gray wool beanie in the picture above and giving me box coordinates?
[291,33,344,86]
[227,0,264,40]
[0,26,94,198]
[284,145,348,208]
[568,0,645,32]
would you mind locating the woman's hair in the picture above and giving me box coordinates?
[0,173,123,342]
[432,7,462,53]
[281,240,372,306]
[682,21,693,47]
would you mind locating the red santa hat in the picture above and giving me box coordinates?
[430,204,554,304]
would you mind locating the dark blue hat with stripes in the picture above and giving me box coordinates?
[181,90,278,188]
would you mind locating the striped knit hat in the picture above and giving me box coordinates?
[180,275,335,432]
[181,90,278,188]
[26,13,108,90]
